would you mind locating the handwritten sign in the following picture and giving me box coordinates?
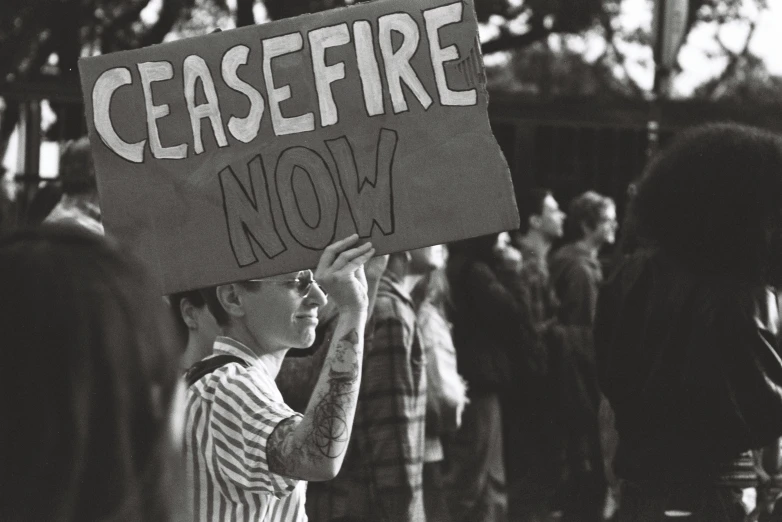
[79,0,519,293]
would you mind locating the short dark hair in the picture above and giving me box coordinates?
[564,191,615,241]
[168,289,208,344]
[633,122,782,285]
[202,281,260,327]
[517,188,552,235]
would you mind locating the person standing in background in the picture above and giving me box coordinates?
[446,233,542,522]
[549,191,617,522]
[412,247,469,522]
[507,189,567,522]
[511,189,565,328]
[550,191,616,326]
[43,137,103,235]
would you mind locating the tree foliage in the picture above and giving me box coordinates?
[0,0,197,84]
[0,0,778,139]
[485,0,777,102]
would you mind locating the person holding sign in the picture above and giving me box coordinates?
[184,234,374,522]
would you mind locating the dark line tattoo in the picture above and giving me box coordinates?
[267,329,360,478]
[309,330,359,458]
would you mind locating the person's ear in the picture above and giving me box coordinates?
[216,284,245,320]
[179,298,198,330]
[581,221,594,238]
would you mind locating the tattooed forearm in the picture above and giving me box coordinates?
[309,330,360,458]
[267,330,361,478]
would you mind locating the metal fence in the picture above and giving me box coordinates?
[486,95,782,220]
[4,83,782,231]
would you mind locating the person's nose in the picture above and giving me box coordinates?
[306,281,328,308]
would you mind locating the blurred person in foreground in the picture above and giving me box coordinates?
[168,289,222,370]
[445,233,542,522]
[186,235,374,521]
[595,123,782,521]
[307,248,434,522]
[0,225,183,521]
[411,247,469,522]
[548,191,617,522]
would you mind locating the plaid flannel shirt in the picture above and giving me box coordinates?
[307,271,427,522]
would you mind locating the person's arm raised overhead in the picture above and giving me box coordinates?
[267,234,374,481]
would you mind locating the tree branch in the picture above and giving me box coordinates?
[481,25,551,55]
[700,21,756,99]
[137,0,190,48]
[236,0,255,27]
[104,0,153,35]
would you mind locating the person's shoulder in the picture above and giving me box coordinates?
[372,295,417,345]
[551,243,589,264]
[552,248,593,278]
[194,361,281,406]
[520,255,548,283]
[375,285,414,316]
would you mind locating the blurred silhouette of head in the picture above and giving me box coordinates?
[633,122,782,286]
[564,191,617,246]
[58,137,97,197]
[0,225,182,521]
[517,188,565,241]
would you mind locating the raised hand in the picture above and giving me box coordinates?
[314,234,375,313]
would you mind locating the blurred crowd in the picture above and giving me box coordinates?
[4,122,782,522]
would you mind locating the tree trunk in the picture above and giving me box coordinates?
[236,0,255,26]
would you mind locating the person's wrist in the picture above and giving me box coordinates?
[336,304,368,320]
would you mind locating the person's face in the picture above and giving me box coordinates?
[242,270,328,351]
[592,203,618,246]
[408,244,447,274]
[537,195,566,239]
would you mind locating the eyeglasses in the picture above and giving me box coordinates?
[248,270,324,297]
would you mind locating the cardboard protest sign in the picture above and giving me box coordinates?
[79,0,519,293]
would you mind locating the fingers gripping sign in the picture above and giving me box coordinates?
[315,234,375,313]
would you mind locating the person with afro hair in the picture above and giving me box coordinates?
[595,123,782,521]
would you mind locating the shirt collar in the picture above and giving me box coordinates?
[563,241,600,262]
[213,336,274,376]
[379,271,415,307]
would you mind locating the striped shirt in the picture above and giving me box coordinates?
[185,337,307,522]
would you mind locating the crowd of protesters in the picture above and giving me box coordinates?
[4,121,782,522]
